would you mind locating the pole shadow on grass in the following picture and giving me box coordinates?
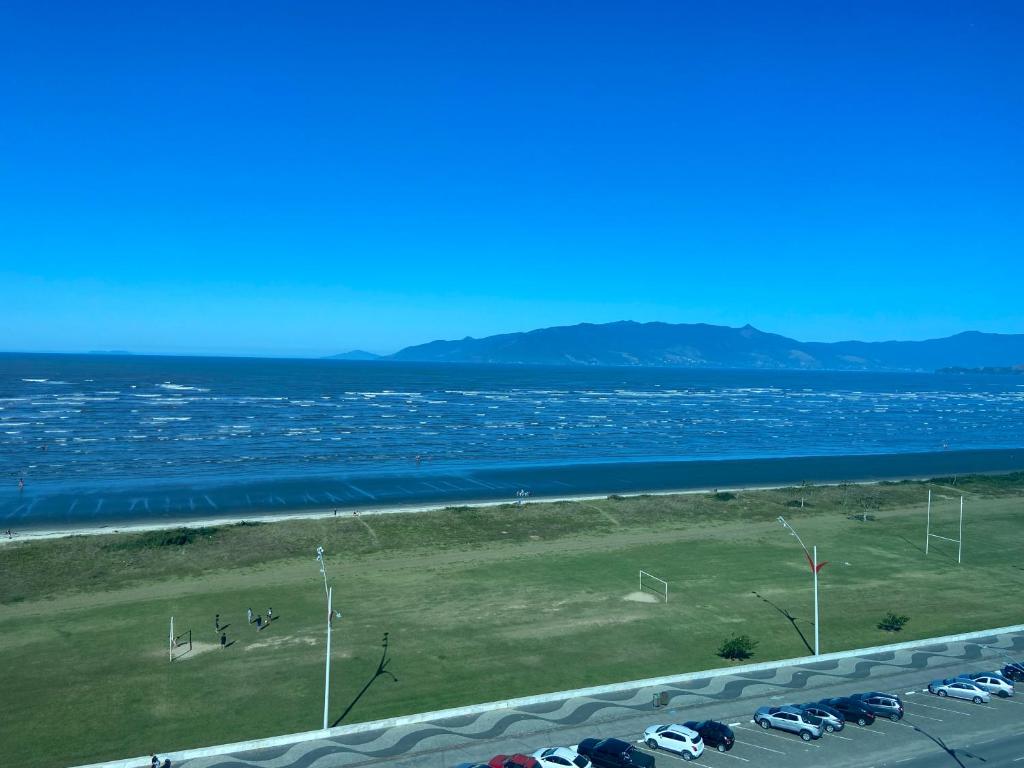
[897,535,927,556]
[331,632,398,728]
[908,722,985,766]
[751,591,814,655]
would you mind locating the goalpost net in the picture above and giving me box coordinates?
[169,617,192,661]
[639,570,668,602]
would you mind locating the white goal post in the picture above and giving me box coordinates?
[639,570,668,602]
[925,489,964,565]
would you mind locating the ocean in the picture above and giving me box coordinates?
[2,353,1023,529]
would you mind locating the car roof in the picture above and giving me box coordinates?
[664,724,699,737]
[537,748,575,759]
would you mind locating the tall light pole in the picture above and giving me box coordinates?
[777,516,826,656]
[316,546,332,729]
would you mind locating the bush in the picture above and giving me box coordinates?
[878,612,910,632]
[713,491,736,502]
[111,526,219,550]
[717,634,758,660]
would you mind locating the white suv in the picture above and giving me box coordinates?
[642,724,704,760]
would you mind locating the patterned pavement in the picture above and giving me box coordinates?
[181,630,1024,768]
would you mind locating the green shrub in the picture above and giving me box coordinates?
[713,491,736,502]
[717,634,758,660]
[878,612,910,632]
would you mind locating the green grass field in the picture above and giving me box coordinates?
[2,474,1023,768]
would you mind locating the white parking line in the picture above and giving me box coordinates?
[737,724,820,748]
[904,712,944,722]
[703,749,750,762]
[909,700,972,716]
[731,727,786,754]
[828,732,854,741]
[634,746,706,764]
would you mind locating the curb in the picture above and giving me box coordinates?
[76,622,1024,768]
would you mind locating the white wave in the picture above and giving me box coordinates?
[158,382,210,392]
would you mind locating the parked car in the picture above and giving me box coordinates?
[928,678,991,703]
[1000,663,1024,682]
[532,747,592,768]
[574,738,655,768]
[682,720,735,753]
[753,705,824,741]
[641,724,704,760]
[489,755,539,768]
[850,692,904,721]
[958,672,1014,698]
[818,697,877,726]
[796,702,845,732]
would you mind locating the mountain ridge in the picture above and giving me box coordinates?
[332,321,1024,371]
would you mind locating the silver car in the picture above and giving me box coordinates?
[796,703,844,732]
[958,672,1014,698]
[928,678,991,703]
[754,705,823,740]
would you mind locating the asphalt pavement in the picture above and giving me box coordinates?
[181,630,1024,768]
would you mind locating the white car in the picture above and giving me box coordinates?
[532,746,592,768]
[960,672,1014,698]
[642,723,705,760]
[928,678,991,703]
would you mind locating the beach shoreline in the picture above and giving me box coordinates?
[0,470,984,544]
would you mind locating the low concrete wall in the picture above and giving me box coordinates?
[77,623,1024,768]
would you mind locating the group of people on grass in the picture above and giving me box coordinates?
[214,607,274,648]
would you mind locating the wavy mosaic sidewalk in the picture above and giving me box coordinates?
[182,631,1024,768]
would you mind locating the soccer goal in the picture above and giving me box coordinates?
[925,489,964,565]
[639,570,668,602]
[169,616,192,661]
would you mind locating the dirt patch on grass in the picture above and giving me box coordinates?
[244,634,320,652]
[622,591,660,603]
[170,641,220,661]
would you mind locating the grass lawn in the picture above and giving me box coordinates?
[2,474,1023,768]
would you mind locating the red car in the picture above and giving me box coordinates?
[489,755,540,768]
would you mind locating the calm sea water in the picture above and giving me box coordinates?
[2,353,1023,528]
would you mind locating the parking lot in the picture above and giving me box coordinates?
[179,632,1024,768]
[389,661,1024,768]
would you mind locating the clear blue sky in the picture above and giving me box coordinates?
[2,1,1021,356]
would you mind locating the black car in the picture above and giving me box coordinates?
[682,720,735,752]
[1002,663,1024,682]
[818,697,876,726]
[850,692,904,721]
[575,738,655,768]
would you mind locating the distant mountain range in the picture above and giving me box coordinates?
[328,321,1024,372]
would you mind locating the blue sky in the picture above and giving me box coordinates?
[2,1,1021,356]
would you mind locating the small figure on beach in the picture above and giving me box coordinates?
[267,607,273,624]
[255,614,263,630]
[333,508,338,516]
[151,755,160,768]
[214,614,220,632]
[163,759,172,768]
[247,607,254,624]
[220,632,227,649]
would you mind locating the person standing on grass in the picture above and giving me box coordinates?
[247,607,253,624]
[267,607,273,624]
[214,614,220,632]
[220,632,226,649]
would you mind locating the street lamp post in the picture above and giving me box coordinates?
[316,546,332,729]
[777,516,826,656]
